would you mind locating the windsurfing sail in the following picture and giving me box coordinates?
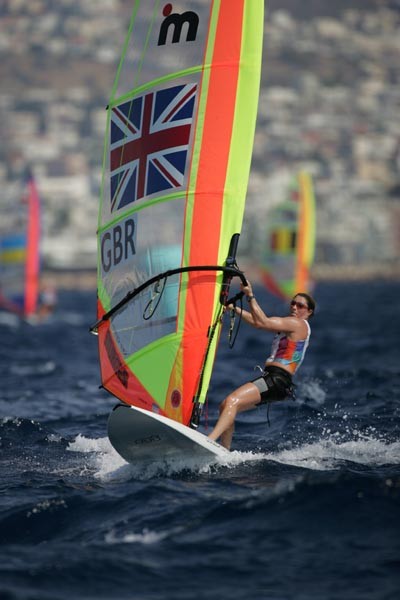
[91,1,263,427]
[0,168,41,318]
[260,171,316,300]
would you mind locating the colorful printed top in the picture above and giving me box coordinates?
[266,320,311,374]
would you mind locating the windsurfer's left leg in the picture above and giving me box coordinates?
[208,383,261,450]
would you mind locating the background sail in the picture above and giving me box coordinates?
[0,169,41,317]
[96,0,263,426]
[260,171,316,300]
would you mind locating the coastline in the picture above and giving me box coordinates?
[42,262,400,291]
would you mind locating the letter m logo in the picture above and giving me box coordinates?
[158,4,199,46]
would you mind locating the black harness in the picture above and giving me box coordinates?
[252,365,295,406]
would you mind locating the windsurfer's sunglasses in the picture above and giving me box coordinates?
[290,300,309,310]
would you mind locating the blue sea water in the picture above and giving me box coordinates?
[0,280,399,600]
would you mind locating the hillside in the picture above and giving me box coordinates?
[0,0,399,279]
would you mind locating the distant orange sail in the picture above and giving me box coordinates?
[261,171,316,300]
[0,168,41,317]
[24,171,41,316]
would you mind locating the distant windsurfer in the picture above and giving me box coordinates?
[37,283,57,320]
[208,280,316,450]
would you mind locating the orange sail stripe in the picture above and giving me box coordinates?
[182,2,245,413]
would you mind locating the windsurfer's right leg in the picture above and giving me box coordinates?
[208,383,261,450]
[209,395,237,449]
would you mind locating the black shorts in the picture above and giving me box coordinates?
[252,365,294,405]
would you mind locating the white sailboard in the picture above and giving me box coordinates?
[108,404,229,465]
[91,1,264,466]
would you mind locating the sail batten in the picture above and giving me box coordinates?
[95,1,263,427]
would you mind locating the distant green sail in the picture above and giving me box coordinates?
[261,171,316,299]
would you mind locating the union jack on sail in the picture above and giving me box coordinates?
[110,83,197,212]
